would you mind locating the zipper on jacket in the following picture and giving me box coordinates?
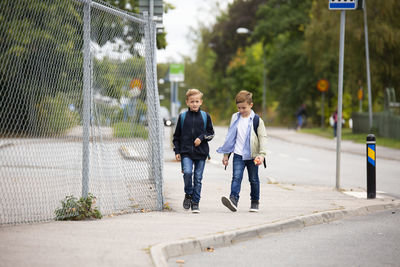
[192,112,195,153]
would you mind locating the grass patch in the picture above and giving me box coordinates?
[301,128,400,149]
[113,122,148,139]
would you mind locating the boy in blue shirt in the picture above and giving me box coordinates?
[173,89,214,213]
[217,90,267,212]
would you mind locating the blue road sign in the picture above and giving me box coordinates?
[329,0,358,10]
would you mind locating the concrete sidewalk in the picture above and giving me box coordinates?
[1,127,399,267]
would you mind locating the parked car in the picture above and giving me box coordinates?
[160,106,172,126]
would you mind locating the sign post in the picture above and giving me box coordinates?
[139,0,163,25]
[329,0,361,190]
[169,64,184,123]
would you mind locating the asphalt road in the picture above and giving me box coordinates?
[169,208,400,267]
[167,126,400,267]
[266,137,400,196]
[209,126,400,198]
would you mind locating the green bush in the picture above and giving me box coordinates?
[55,193,102,221]
[113,122,148,138]
[36,93,79,136]
[94,102,124,125]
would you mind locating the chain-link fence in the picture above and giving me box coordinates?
[0,0,163,224]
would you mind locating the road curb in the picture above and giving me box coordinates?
[150,202,400,267]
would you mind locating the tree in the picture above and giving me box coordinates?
[0,0,83,135]
[210,0,265,74]
[305,0,400,116]
[254,0,317,124]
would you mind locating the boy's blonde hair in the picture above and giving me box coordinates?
[235,90,253,104]
[185,88,203,100]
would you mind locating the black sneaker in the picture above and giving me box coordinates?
[191,202,200,213]
[249,200,259,212]
[183,194,192,210]
[221,196,238,212]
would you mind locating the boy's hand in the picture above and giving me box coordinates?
[175,154,181,161]
[194,138,201,147]
[222,155,229,166]
[254,156,264,166]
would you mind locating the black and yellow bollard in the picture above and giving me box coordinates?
[366,134,376,199]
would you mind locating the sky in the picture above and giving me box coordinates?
[156,0,234,63]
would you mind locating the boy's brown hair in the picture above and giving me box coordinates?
[185,88,203,100]
[235,90,253,104]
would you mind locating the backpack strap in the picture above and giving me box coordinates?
[181,110,207,131]
[253,114,260,137]
[180,111,187,131]
[200,110,207,131]
[200,110,211,160]
[253,114,266,168]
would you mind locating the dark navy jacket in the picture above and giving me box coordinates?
[173,108,214,160]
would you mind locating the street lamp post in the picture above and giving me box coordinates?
[236,27,266,119]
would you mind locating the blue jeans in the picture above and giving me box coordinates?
[230,154,260,201]
[297,115,303,129]
[181,157,206,203]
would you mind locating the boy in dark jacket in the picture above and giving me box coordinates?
[173,89,214,213]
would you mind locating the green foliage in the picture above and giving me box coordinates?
[226,43,264,113]
[0,0,83,135]
[156,31,167,50]
[36,93,80,136]
[113,122,148,138]
[94,102,124,125]
[306,0,400,119]
[178,1,265,123]
[209,0,265,74]
[55,193,102,221]
[164,0,400,126]
[254,0,317,124]
[93,57,146,100]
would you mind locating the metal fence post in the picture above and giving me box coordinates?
[82,0,92,198]
[152,19,164,211]
[366,134,376,199]
[144,12,163,210]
